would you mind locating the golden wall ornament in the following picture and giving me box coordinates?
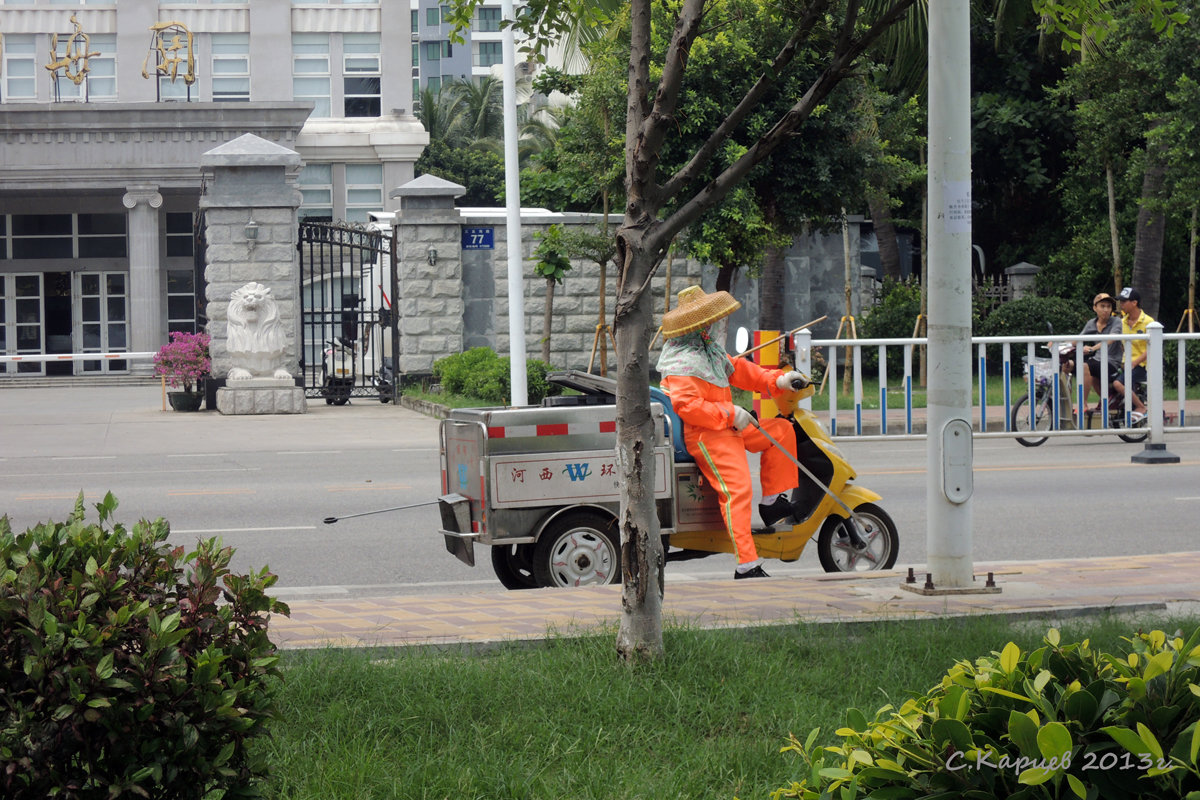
[45,14,100,86]
[141,21,196,86]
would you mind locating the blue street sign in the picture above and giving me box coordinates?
[462,227,494,250]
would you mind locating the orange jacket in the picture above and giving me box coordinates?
[661,357,785,431]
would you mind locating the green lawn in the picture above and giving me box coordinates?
[255,612,1200,800]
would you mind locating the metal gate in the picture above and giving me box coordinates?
[298,220,399,403]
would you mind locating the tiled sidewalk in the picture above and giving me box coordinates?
[269,551,1200,649]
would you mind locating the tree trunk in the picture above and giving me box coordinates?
[1187,206,1197,332]
[542,277,555,363]
[1107,160,1122,292]
[1131,137,1168,318]
[868,192,903,281]
[715,265,735,293]
[759,244,786,332]
[613,233,664,663]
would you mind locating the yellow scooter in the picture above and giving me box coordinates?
[664,376,900,572]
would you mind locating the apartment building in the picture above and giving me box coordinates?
[0,0,428,376]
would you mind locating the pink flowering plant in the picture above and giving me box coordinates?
[154,331,211,394]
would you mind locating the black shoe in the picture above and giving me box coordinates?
[734,564,770,579]
[758,496,796,527]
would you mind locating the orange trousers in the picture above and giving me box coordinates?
[686,418,799,564]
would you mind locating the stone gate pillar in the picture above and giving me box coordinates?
[199,133,306,414]
[389,174,466,374]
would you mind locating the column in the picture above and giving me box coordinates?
[123,184,164,373]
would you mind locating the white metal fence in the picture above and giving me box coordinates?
[792,322,1200,443]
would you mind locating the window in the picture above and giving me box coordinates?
[167,270,196,334]
[50,33,116,101]
[7,214,127,259]
[412,43,420,67]
[11,215,72,259]
[166,212,194,258]
[476,7,502,32]
[426,7,440,26]
[345,164,383,223]
[476,41,502,68]
[2,35,38,101]
[298,164,333,221]
[293,33,331,117]
[211,33,250,102]
[343,33,380,117]
[424,41,442,62]
[77,214,127,259]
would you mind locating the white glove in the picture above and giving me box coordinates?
[732,406,754,431]
[777,371,808,391]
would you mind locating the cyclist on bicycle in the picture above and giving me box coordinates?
[1073,292,1122,410]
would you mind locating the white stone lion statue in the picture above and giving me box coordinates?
[226,282,291,381]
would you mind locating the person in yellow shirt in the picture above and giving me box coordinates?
[1115,286,1150,420]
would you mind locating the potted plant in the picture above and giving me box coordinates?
[154,331,211,412]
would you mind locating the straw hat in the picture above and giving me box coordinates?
[661,286,741,339]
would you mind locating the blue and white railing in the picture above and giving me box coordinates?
[791,323,1200,442]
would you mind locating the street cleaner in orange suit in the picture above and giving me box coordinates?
[656,286,807,580]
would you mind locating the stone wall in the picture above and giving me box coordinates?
[386,176,875,376]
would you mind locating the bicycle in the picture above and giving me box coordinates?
[1011,345,1148,447]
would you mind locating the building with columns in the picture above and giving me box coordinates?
[0,0,428,377]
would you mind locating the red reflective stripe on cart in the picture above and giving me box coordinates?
[487,422,616,438]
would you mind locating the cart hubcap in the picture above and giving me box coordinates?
[549,530,615,586]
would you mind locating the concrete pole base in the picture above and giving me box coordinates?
[1131,442,1181,464]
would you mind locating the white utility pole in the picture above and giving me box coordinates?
[502,0,528,405]
[925,0,974,587]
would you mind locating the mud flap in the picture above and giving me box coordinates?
[439,493,476,567]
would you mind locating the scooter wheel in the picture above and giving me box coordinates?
[816,503,898,573]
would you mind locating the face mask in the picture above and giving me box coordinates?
[710,317,729,349]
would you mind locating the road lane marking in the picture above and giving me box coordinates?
[0,467,260,478]
[171,525,317,534]
[324,484,412,492]
[168,453,228,458]
[278,450,343,455]
[51,456,116,461]
[167,488,255,496]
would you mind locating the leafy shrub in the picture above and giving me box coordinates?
[976,295,1093,374]
[859,279,924,379]
[0,494,289,799]
[433,347,560,404]
[772,626,1200,800]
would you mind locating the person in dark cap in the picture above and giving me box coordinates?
[1115,286,1150,421]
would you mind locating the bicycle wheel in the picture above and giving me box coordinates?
[1011,391,1052,447]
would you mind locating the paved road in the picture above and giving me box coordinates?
[2,384,1197,600]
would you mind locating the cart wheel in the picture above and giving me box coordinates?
[532,511,620,588]
[490,543,538,590]
[817,503,898,572]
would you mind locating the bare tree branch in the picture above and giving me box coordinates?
[657,0,834,203]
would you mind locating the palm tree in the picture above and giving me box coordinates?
[416,85,467,146]
[449,76,505,142]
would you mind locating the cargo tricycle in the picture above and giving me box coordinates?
[437,371,899,589]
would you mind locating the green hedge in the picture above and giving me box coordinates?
[432,347,561,405]
[773,626,1200,799]
[1,494,288,799]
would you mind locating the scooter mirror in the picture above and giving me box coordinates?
[735,326,750,354]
